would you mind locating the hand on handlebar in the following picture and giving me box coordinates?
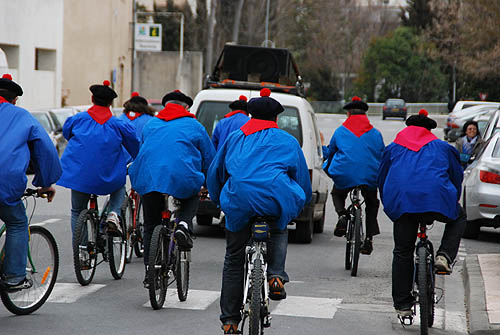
[37,186,56,202]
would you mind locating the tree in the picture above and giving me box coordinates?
[355,27,447,102]
[401,0,433,31]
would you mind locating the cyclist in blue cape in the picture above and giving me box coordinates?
[377,109,466,317]
[0,74,61,290]
[212,95,250,151]
[58,80,140,238]
[207,88,312,335]
[128,90,215,288]
[322,96,384,255]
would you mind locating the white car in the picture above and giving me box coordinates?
[191,88,330,243]
[445,101,500,141]
[446,104,500,141]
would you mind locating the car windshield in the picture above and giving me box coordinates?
[52,110,73,127]
[196,101,303,146]
[385,99,405,107]
[491,138,500,158]
[32,113,51,132]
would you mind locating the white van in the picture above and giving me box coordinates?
[191,88,330,243]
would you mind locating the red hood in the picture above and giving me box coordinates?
[342,114,373,137]
[156,103,196,122]
[240,119,278,136]
[0,96,10,104]
[394,126,438,152]
[87,105,112,124]
[225,110,247,118]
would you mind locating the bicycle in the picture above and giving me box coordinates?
[124,189,144,263]
[240,217,273,335]
[344,186,365,277]
[72,194,127,286]
[398,220,445,335]
[0,188,59,315]
[147,194,190,310]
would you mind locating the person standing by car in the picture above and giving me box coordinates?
[212,95,250,151]
[207,88,312,334]
[455,120,484,169]
[377,109,466,317]
[58,80,140,238]
[322,96,384,255]
[0,74,61,289]
[128,90,215,288]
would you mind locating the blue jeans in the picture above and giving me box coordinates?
[70,187,126,236]
[220,223,289,324]
[0,201,29,283]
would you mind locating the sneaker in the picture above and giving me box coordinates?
[396,307,412,318]
[1,277,33,292]
[106,211,123,236]
[174,223,193,249]
[334,214,348,237]
[143,266,149,289]
[268,277,286,301]
[435,255,452,274]
[360,238,373,255]
[222,323,241,334]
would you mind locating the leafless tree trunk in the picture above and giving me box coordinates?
[231,0,245,43]
[206,0,218,72]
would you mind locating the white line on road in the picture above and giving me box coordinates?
[272,296,342,319]
[48,283,105,303]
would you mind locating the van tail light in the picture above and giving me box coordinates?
[382,106,387,111]
[479,170,500,184]
[402,107,407,112]
[479,204,498,208]
[309,169,313,181]
[450,122,459,129]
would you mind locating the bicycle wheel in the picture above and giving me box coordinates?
[249,258,263,335]
[428,251,435,327]
[73,210,98,286]
[148,225,168,310]
[345,214,353,270]
[124,197,134,263]
[108,214,127,279]
[134,200,145,258]
[417,245,430,335]
[176,248,190,301]
[0,226,59,315]
[350,207,362,277]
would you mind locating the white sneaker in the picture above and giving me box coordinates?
[106,211,122,236]
[435,255,452,274]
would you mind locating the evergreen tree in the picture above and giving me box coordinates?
[401,0,433,32]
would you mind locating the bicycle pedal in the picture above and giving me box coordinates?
[435,271,451,275]
[398,315,413,326]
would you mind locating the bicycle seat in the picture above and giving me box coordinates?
[250,216,276,242]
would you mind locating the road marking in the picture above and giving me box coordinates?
[47,283,105,303]
[34,218,61,226]
[143,289,220,310]
[272,296,342,319]
[446,310,468,333]
[338,303,393,313]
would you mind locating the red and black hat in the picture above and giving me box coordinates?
[161,89,193,107]
[0,74,23,96]
[229,95,248,111]
[129,91,148,105]
[405,109,437,130]
[89,80,117,101]
[343,96,368,112]
[247,88,284,119]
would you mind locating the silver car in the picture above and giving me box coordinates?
[462,131,500,238]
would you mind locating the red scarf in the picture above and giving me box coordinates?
[394,126,438,152]
[126,111,142,121]
[240,119,278,136]
[225,110,247,118]
[87,105,112,124]
[156,103,196,122]
[0,96,10,104]
[342,114,373,138]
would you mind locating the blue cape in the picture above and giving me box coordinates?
[212,112,250,150]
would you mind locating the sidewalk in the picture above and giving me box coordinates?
[464,254,500,334]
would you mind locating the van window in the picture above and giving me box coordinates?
[196,101,303,146]
[32,113,51,132]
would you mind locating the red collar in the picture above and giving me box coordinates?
[87,105,112,124]
[240,119,278,136]
[342,114,373,137]
[0,96,10,104]
[225,110,247,118]
[156,103,195,122]
[394,126,438,152]
[126,111,142,121]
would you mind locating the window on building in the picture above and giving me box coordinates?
[35,48,56,71]
[0,44,20,68]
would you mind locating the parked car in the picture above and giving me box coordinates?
[30,109,67,156]
[444,101,500,141]
[191,44,329,243]
[462,131,500,238]
[480,108,500,142]
[473,112,495,138]
[50,107,76,129]
[382,98,407,120]
[446,104,500,142]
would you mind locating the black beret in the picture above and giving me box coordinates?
[129,92,148,105]
[247,88,284,119]
[405,109,437,130]
[343,96,368,112]
[229,95,248,111]
[89,80,117,101]
[0,74,23,96]
[161,90,193,107]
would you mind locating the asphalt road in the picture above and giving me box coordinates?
[2,113,493,334]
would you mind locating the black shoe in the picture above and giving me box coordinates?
[334,215,348,237]
[360,239,373,255]
[222,323,241,334]
[174,224,193,249]
[269,277,287,301]
[1,277,33,292]
[143,276,149,289]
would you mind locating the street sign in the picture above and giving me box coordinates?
[479,92,488,101]
[135,23,162,52]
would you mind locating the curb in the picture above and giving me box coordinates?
[463,255,500,334]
